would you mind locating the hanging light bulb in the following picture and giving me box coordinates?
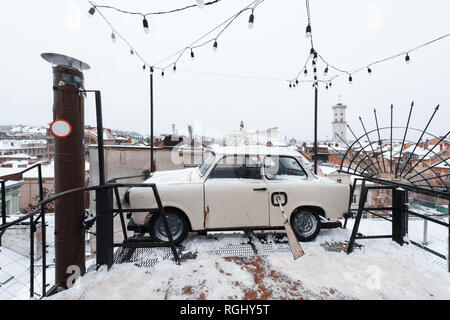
[304,69,308,77]
[305,24,312,38]
[309,48,315,58]
[150,66,154,74]
[161,70,165,78]
[143,17,149,34]
[323,66,328,77]
[173,64,177,73]
[329,81,332,88]
[367,67,372,75]
[142,65,146,72]
[111,32,117,43]
[293,82,296,88]
[312,60,316,67]
[313,67,317,75]
[130,49,134,56]
[348,75,353,84]
[326,84,329,90]
[314,76,317,81]
[88,7,96,16]
[289,83,292,89]
[196,0,205,9]
[213,40,218,52]
[248,12,254,29]
[313,52,318,62]
[190,49,195,59]
[405,53,410,64]
[295,79,299,85]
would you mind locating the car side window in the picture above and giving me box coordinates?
[209,155,261,180]
[264,156,307,180]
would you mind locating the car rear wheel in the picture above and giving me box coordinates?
[291,209,321,242]
[148,210,189,244]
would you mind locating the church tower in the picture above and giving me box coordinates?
[332,101,347,143]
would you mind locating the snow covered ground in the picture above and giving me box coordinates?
[50,219,450,300]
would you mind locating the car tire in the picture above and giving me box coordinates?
[290,209,321,242]
[148,209,189,244]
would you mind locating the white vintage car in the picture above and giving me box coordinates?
[126,146,350,244]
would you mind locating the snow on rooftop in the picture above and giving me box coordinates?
[211,145,300,157]
[319,166,338,175]
[50,219,450,300]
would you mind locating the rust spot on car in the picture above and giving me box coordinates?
[204,205,210,228]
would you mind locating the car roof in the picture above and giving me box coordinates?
[211,145,301,157]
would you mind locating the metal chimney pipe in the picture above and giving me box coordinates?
[41,53,90,289]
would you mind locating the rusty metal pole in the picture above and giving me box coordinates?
[41,53,90,289]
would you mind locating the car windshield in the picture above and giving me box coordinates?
[198,151,215,177]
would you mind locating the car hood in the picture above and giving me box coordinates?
[144,167,201,184]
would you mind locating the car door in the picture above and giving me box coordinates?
[204,154,269,229]
[263,155,310,226]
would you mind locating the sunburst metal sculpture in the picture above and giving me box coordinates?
[335,102,449,195]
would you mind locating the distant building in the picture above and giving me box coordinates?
[332,102,347,143]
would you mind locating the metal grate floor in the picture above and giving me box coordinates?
[113,232,294,268]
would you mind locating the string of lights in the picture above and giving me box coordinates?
[288,0,450,89]
[89,0,265,75]
[88,0,222,18]
[317,33,450,85]
[89,0,449,91]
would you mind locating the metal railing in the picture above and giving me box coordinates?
[0,173,179,298]
[345,177,449,272]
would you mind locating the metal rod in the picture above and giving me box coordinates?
[422,218,429,245]
[347,124,379,174]
[314,85,318,174]
[95,91,106,185]
[404,130,450,176]
[359,116,383,173]
[374,108,387,172]
[410,240,447,260]
[347,179,368,254]
[113,187,128,241]
[151,185,180,264]
[395,101,414,178]
[150,71,154,173]
[40,205,46,297]
[29,215,34,298]
[390,104,393,173]
[1,181,5,225]
[399,105,439,177]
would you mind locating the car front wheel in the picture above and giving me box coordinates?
[148,210,189,244]
[290,209,321,242]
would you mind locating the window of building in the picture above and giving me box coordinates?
[337,179,342,183]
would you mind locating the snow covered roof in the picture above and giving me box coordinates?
[211,145,300,157]
[319,166,338,175]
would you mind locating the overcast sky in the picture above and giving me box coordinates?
[0,0,449,142]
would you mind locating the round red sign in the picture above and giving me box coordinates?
[50,119,72,138]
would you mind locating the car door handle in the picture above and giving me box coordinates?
[253,187,267,191]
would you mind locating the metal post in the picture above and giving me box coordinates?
[314,85,318,174]
[150,72,154,173]
[113,187,128,241]
[392,187,408,245]
[96,188,114,269]
[40,204,46,297]
[95,91,106,185]
[347,179,367,254]
[422,218,429,245]
[29,215,35,298]
[152,185,180,264]
[1,181,5,225]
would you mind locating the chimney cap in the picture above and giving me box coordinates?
[41,52,90,71]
